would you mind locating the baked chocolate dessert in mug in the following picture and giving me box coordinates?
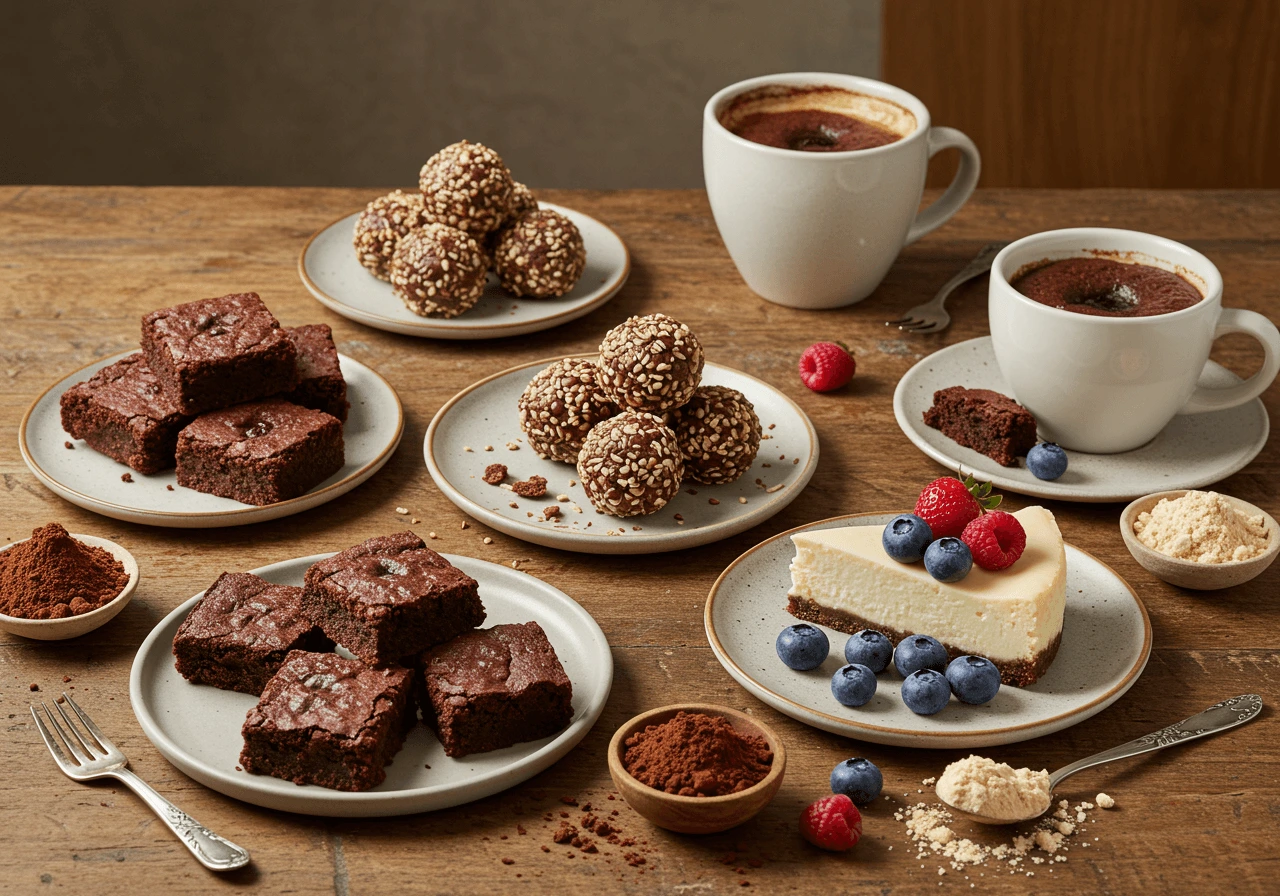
[719,84,917,152]
[1010,256,1203,317]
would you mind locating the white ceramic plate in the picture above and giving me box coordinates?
[425,358,819,554]
[20,352,403,528]
[129,552,612,817]
[299,203,630,340]
[893,336,1270,503]
[705,512,1151,749]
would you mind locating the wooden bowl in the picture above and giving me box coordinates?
[0,534,138,640]
[1120,490,1279,590]
[607,703,786,834]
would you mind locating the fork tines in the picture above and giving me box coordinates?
[31,692,111,766]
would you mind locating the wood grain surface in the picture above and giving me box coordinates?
[0,187,1276,895]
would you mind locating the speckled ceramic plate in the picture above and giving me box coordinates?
[20,351,402,528]
[424,358,819,554]
[706,512,1151,749]
[130,552,612,817]
[893,336,1270,502]
[299,202,629,339]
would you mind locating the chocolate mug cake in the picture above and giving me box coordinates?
[1010,256,1203,317]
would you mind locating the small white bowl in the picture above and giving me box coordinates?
[1120,490,1280,590]
[0,534,139,639]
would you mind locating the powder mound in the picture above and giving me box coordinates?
[622,711,772,797]
[936,755,1051,821]
[0,523,129,619]
[1133,490,1270,563]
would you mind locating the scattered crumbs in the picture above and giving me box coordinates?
[570,504,583,514]
[738,496,748,504]
[463,446,474,452]
[506,442,520,451]
[922,777,937,786]
[429,531,438,539]
[120,473,133,483]
[768,423,776,430]
[512,476,548,498]
[766,483,785,493]
[544,506,561,521]
[64,441,74,450]
[484,445,495,452]
[561,796,579,806]
[1096,793,1115,809]
[556,493,570,502]
[395,506,409,515]
[501,857,515,865]
[166,484,174,490]
[411,518,420,524]
[762,463,771,468]
[568,479,577,487]
[793,457,800,465]
[517,825,527,835]
[29,683,38,691]
[779,454,785,460]
[62,676,71,683]
[686,488,698,495]
[461,521,470,530]
[674,513,685,525]
[424,764,432,769]
[483,464,508,485]
[632,525,641,531]
[709,498,720,505]
[483,537,493,545]
[509,502,519,509]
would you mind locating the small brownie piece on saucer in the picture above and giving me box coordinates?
[240,651,415,791]
[280,324,349,422]
[302,531,486,666]
[923,386,1038,467]
[141,292,298,415]
[172,572,333,695]
[175,399,344,506]
[59,353,192,473]
[421,621,573,758]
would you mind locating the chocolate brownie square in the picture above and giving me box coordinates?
[141,293,299,415]
[280,324,349,422]
[239,651,414,791]
[172,572,333,695]
[302,531,486,666]
[175,399,344,506]
[59,353,192,473]
[922,386,1038,467]
[421,622,573,758]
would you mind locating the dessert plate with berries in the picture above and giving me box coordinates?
[893,337,1269,502]
[299,203,629,340]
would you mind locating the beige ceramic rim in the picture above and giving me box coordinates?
[0,534,139,637]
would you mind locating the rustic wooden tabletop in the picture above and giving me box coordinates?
[0,187,1275,894]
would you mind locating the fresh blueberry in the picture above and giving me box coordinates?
[924,537,973,583]
[882,513,933,563]
[894,634,949,677]
[844,629,893,673]
[830,757,884,804]
[830,663,877,707]
[946,655,1002,705]
[1027,443,1068,481]
[901,669,951,715]
[776,623,830,671]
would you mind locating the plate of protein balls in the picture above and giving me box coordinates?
[299,140,630,340]
[425,313,819,554]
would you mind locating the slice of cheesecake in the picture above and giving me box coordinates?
[787,506,1067,687]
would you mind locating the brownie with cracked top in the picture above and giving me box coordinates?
[280,324,349,422]
[172,572,333,695]
[239,650,415,791]
[59,353,192,473]
[302,531,486,667]
[175,399,344,505]
[420,621,572,758]
[141,292,299,415]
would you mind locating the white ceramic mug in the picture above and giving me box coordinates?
[702,72,981,309]
[989,228,1280,454]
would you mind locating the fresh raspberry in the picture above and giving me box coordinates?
[798,342,855,392]
[799,794,863,851]
[961,510,1027,570]
[913,475,1000,539]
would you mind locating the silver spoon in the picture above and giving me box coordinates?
[938,694,1263,825]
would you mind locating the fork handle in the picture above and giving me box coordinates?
[111,768,251,871]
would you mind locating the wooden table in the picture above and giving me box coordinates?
[1,187,1276,894]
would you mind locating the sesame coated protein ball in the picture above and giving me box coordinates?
[518,358,619,462]
[670,385,761,484]
[494,209,587,298]
[352,190,428,281]
[388,223,487,318]
[577,411,684,517]
[508,181,538,217]
[419,140,514,235]
[598,313,705,413]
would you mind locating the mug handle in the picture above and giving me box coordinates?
[1180,308,1280,414]
[904,127,982,246]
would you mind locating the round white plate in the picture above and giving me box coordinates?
[705,512,1151,749]
[425,358,819,554]
[893,336,1270,503]
[299,202,630,340]
[20,352,403,528]
[130,552,612,817]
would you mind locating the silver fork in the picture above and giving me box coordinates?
[31,693,251,872]
[886,241,1010,333]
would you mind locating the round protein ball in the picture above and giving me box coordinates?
[494,209,587,298]
[388,223,487,318]
[576,411,684,517]
[670,385,761,484]
[508,181,538,216]
[518,358,619,463]
[418,140,513,235]
[352,190,427,281]
[598,313,705,413]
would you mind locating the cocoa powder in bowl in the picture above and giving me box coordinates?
[0,523,130,619]
[622,710,773,797]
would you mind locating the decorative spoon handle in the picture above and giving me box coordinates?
[1048,694,1262,790]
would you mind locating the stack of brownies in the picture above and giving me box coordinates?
[60,292,348,505]
[172,531,575,791]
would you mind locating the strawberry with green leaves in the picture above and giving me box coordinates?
[912,474,1001,539]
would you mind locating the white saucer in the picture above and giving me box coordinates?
[299,202,630,340]
[21,352,403,528]
[129,552,612,818]
[425,358,819,554]
[894,336,1270,502]
[705,512,1151,749]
